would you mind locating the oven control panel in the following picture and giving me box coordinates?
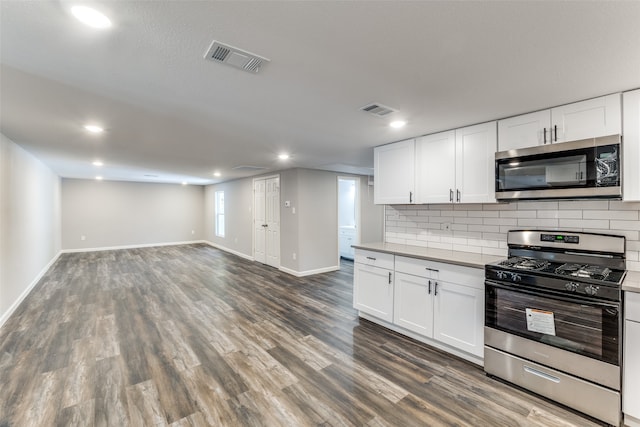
[540,233,579,244]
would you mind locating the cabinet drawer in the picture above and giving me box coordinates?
[395,256,440,278]
[354,249,394,270]
[627,292,640,322]
[395,256,483,289]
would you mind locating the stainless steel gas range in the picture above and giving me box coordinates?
[484,230,626,426]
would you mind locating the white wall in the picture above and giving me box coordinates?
[204,176,254,258]
[61,179,204,250]
[385,200,640,271]
[0,134,61,326]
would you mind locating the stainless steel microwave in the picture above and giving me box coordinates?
[495,135,621,200]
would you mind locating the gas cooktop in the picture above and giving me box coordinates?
[492,256,626,286]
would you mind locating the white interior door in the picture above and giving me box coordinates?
[253,176,280,268]
[253,179,266,264]
[265,176,280,268]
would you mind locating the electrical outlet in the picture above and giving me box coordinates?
[81,235,86,241]
[191,230,195,235]
[292,207,296,214]
[292,253,297,260]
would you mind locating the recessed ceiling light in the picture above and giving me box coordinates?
[71,6,112,29]
[213,172,221,177]
[278,153,290,160]
[182,182,187,186]
[390,120,407,129]
[84,124,104,133]
[92,160,103,166]
[96,176,103,180]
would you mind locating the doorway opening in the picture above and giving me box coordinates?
[337,176,360,262]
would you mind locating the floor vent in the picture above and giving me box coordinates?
[204,41,270,74]
[360,103,397,117]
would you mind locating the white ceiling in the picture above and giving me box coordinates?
[2,1,640,185]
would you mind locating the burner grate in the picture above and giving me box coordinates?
[555,263,611,281]
[499,257,549,271]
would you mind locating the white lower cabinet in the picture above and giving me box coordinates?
[624,292,640,425]
[355,249,485,361]
[393,272,434,337]
[432,281,484,357]
[353,251,394,322]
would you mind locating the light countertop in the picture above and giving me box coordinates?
[352,242,503,269]
[623,271,640,294]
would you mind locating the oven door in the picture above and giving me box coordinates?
[485,280,620,366]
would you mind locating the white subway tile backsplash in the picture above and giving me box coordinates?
[517,218,559,228]
[499,210,537,218]
[558,219,609,229]
[584,210,639,220]
[559,200,609,210]
[610,220,640,231]
[517,201,559,210]
[383,202,640,271]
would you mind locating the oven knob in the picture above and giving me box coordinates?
[585,285,599,296]
[510,273,522,282]
[497,271,507,280]
[565,282,579,292]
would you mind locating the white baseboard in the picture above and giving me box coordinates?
[203,241,254,261]
[279,265,340,277]
[0,251,62,329]
[61,240,203,253]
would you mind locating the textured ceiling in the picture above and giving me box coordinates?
[1,1,640,184]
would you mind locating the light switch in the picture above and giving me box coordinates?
[292,207,296,214]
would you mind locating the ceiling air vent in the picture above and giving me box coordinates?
[360,103,397,117]
[204,41,270,74]
[232,165,268,171]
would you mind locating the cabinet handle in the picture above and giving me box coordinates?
[425,267,439,272]
[543,127,547,144]
[434,282,438,296]
[449,189,453,202]
[554,125,558,142]
[580,171,583,180]
[388,272,392,284]
[366,256,377,261]
[409,191,413,203]
[428,280,432,294]
[456,189,461,202]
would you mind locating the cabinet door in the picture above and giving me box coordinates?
[497,110,551,151]
[623,89,640,201]
[433,281,484,357]
[551,93,621,143]
[353,263,394,322]
[624,320,640,419]
[394,272,434,337]
[415,131,456,204]
[374,139,415,204]
[455,121,497,203]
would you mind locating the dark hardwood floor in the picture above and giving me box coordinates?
[0,244,604,426]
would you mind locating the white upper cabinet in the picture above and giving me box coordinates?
[455,122,497,203]
[552,93,621,143]
[374,139,415,204]
[415,130,456,204]
[623,89,640,201]
[415,123,496,204]
[497,110,551,151]
[498,94,621,151]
